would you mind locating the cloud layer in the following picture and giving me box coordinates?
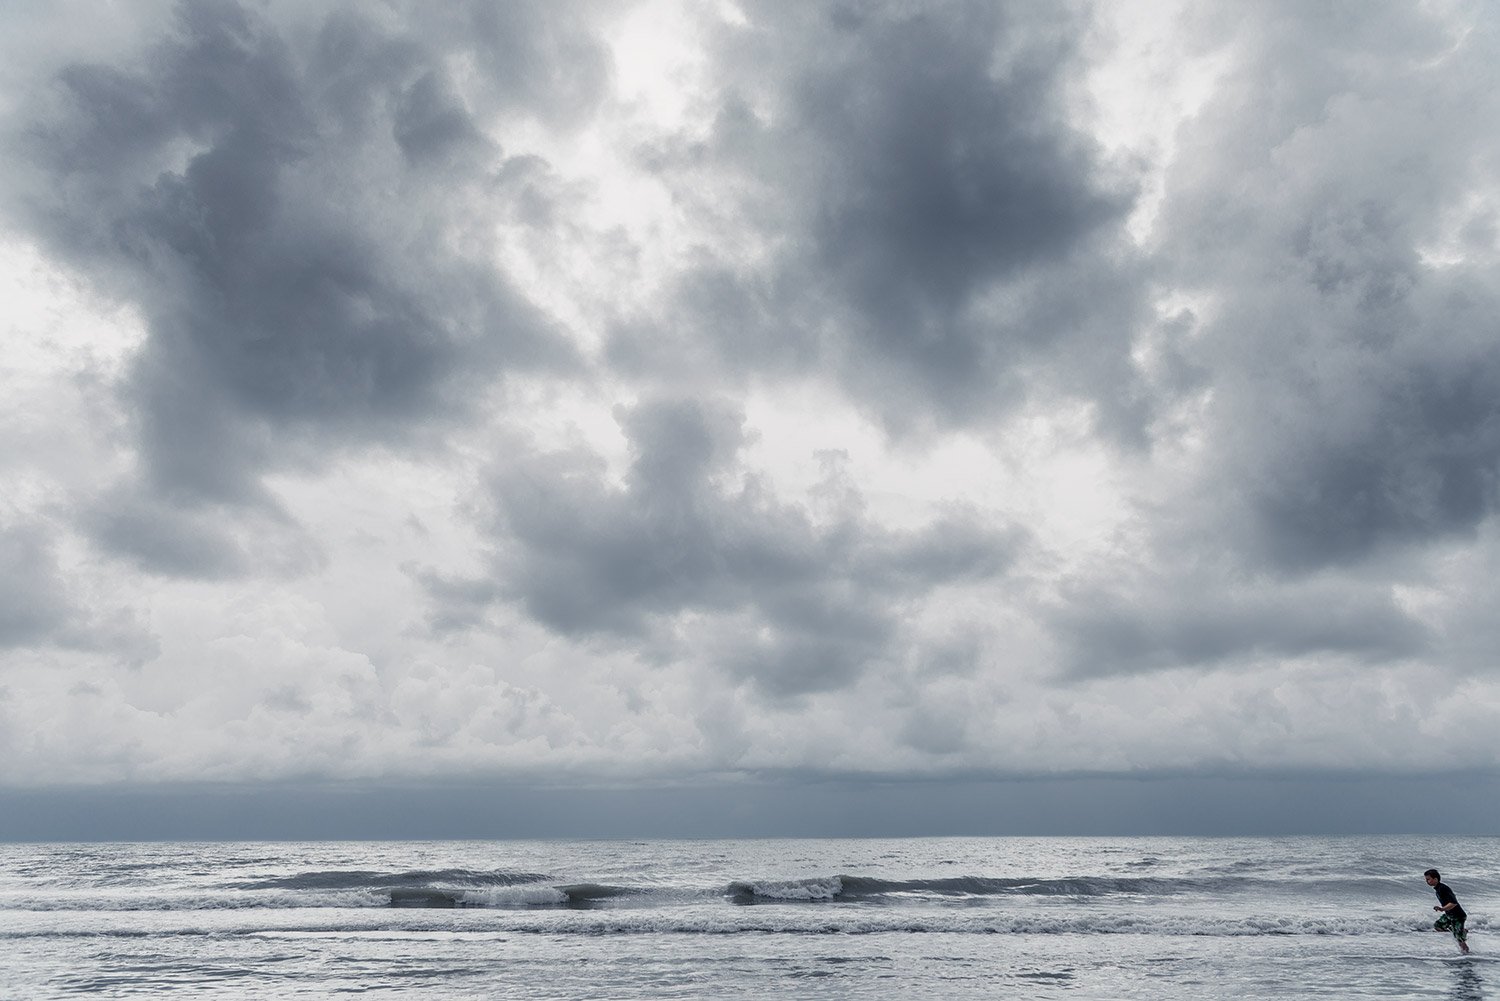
[3,0,1500,797]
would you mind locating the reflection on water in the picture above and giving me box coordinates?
[1448,960,1483,1001]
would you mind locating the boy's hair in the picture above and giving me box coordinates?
[1425,869,1441,880]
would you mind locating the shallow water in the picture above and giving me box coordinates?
[1,836,1493,999]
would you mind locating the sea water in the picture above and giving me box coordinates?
[0,836,1494,999]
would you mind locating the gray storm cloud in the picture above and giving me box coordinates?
[426,396,1022,698]
[9,0,587,574]
[1160,3,1500,570]
[0,524,77,649]
[1042,1,1500,676]
[612,1,1144,430]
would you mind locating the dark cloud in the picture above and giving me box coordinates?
[409,567,501,634]
[83,484,278,580]
[1026,4,1500,679]
[1170,194,1500,575]
[1051,566,1431,678]
[1239,310,1500,571]
[425,396,1022,697]
[414,0,614,126]
[392,70,487,166]
[618,1,1143,430]
[6,0,597,567]
[791,8,1124,373]
[0,524,77,648]
[1154,1,1500,573]
[0,521,157,660]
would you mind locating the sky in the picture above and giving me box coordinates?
[2,0,1500,839]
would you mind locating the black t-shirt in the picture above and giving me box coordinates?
[1435,882,1467,922]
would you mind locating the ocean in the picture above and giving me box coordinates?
[0,836,1493,999]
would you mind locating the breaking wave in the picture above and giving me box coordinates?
[231,869,551,892]
[726,874,1259,902]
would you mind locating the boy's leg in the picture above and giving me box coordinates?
[1436,914,1470,953]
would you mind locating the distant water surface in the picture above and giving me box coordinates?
[1,836,1495,999]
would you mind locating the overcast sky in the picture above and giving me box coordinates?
[3,0,1499,837]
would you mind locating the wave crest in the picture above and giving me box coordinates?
[724,873,1247,902]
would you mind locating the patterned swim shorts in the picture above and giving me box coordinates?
[1435,913,1468,943]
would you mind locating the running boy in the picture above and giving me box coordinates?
[1425,868,1470,954]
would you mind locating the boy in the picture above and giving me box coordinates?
[1425,868,1470,955]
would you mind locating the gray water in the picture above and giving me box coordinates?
[0,836,1494,999]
